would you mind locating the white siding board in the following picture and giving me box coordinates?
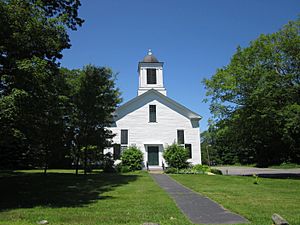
[107,93,201,166]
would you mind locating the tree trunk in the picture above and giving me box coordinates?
[75,154,79,175]
[44,162,48,175]
[44,148,48,175]
[84,146,87,175]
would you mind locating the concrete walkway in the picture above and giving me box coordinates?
[151,174,248,224]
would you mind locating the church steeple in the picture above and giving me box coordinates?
[138,50,166,96]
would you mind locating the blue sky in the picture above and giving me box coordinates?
[60,0,300,131]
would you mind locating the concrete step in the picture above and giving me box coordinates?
[148,170,164,174]
[147,166,164,174]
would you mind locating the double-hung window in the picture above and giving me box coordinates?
[177,130,184,145]
[185,144,192,159]
[177,130,192,158]
[121,129,128,145]
[149,105,156,122]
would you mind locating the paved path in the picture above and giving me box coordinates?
[151,174,248,224]
[214,166,300,178]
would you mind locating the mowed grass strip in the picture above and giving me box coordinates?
[170,174,300,225]
[0,170,191,225]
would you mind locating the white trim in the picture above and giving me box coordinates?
[116,89,201,120]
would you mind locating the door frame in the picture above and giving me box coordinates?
[147,145,159,166]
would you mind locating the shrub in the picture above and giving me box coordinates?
[121,146,143,171]
[120,165,131,173]
[253,174,259,184]
[165,164,222,175]
[163,143,189,169]
[210,168,222,175]
[102,152,115,172]
[114,163,131,173]
[193,164,211,173]
[165,167,179,174]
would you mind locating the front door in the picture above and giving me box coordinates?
[148,146,159,166]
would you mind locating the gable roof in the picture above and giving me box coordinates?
[115,89,202,121]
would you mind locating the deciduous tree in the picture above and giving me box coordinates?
[0,0,83,169]
[204,19,300,166]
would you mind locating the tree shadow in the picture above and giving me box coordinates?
[257,173,300,179]
[0,171,139,211]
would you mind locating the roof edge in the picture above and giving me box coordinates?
[117,89,202,120]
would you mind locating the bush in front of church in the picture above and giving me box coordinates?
[121,146,144,171]
[163,143,189,169]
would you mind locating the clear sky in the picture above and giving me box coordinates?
[60,0,300,131]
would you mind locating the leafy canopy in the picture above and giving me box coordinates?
[204,19,300,166]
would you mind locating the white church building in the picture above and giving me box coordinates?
[106,50,201,168]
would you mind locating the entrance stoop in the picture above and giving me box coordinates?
[148,166,164,174]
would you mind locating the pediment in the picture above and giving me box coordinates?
[114,89,201,121]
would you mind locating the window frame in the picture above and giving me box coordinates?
[149,105,157,123]
[185,143,192,159]
[177,129,184,145]
[146,68,157,84]
[120,129,128,145]
[113,144,121,160]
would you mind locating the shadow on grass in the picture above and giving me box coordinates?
[0,171,138,211]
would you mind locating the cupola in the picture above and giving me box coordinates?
[138,49,166,96]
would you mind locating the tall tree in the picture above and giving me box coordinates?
[204,19,300,166]
[64,66,121,174]
[0,0,83,169]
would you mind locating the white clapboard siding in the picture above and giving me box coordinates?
[106,90,201,167]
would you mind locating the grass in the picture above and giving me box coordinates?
[2,170,299,225]
[170,174,300,225]
[0,170,191,225]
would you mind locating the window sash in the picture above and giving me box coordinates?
[185,144,192,158]
[113,144,121,160]
[149,105,156,122]
[177,130,184,144]
[147,69,157,84]
[121,129,128,145]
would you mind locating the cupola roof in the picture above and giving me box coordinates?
[142,49,159,63]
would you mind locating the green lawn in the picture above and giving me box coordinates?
[2,170,299,225]
[0,170,191,225]
[171,174,300,225]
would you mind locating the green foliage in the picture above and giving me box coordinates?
[102,152,115,173]
[163,143,189,169]
[253,174,259,185]
[121,146,143,171]
[210,168,223,175]
[193,164,211,173]
[0,0,84,170]
[64,65,121,174]
[116,165,131,173]
[0,0,122,174]
[270,162,300,169]
[164,167,179,174]
[165,164,214,174]
[204,18,300,166]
